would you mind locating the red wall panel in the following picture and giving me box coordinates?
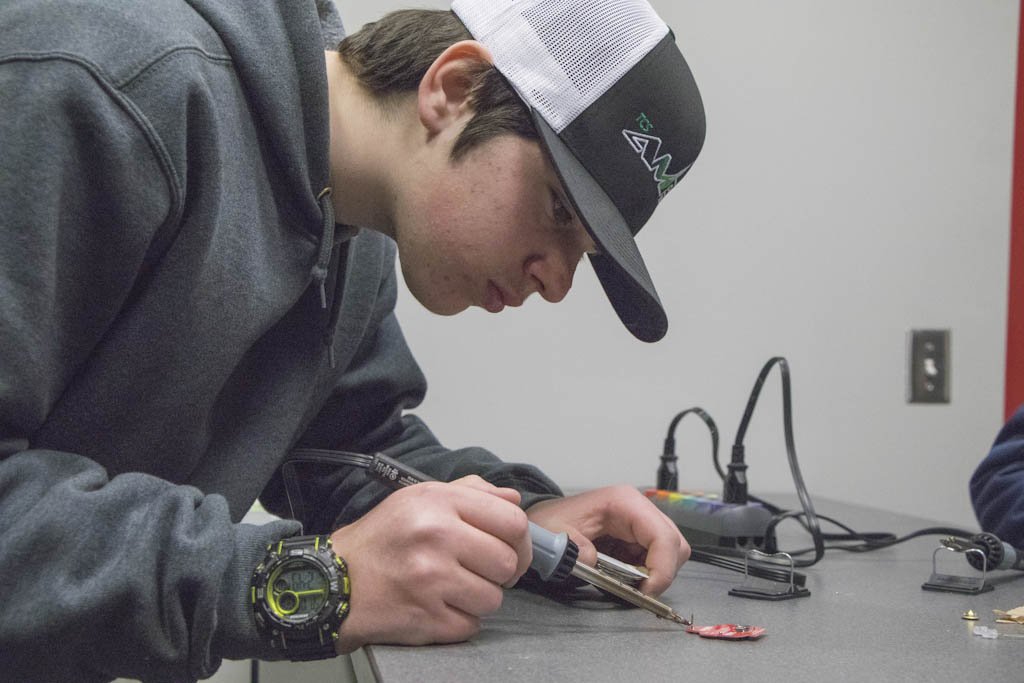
[1007,1,1024,419]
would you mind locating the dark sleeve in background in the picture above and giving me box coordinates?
[970,404,1024,548]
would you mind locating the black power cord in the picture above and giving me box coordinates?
[781,522,978,557]
[656,357,1018,582]
[658,407,719,490]
[725,357,825,567]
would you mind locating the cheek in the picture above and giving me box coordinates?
[394,153,545,313]
[423,176,526,263]
[394,185,484,314]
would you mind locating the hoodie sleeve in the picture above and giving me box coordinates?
[0,57,300,681]
[970,405,1024,548]
[265,258,564,534]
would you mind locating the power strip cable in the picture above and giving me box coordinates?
[725,356,825,566]
[659,407,720,491]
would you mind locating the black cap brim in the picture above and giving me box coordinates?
[526,32,703,343]
[531,108,668,342]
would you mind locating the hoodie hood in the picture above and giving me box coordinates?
[183,0,344,235]
[182,0,349,359]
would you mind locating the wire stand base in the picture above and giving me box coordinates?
[921,542,992,595]
[729,549,811,601]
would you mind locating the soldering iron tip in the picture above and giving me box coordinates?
[669,611,692,627]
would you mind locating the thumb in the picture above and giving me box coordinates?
[565,528,597,568]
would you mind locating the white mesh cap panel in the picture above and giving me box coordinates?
[452,0,668,133]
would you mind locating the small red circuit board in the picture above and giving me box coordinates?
[686,624,766,640]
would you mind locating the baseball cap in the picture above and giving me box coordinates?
[451,0,705,342]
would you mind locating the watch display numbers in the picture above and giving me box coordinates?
[270,559,329,620]
[289,569,324,592]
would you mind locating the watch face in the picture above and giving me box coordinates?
[266,557,330,624]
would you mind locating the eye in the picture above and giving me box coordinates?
[551,188,601,257]
[551,190,574,227]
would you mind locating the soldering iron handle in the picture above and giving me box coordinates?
[366,452,579,583]
[527,522,578,583]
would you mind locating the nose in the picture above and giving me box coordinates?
[525,252,578,303]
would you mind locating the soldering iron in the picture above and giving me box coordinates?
[286,448,692,627]
[965,532,1024,572]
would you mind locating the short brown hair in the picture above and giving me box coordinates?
[337,9,538,160]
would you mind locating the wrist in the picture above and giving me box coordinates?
[250,535,351,661]
[521,492,563,512]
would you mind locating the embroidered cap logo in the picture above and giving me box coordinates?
[622,114,691,200]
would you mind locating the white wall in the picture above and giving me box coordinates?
[336,0,1018,529]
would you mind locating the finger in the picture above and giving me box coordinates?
[433,605,482,645]
[401,602,481,647]
[450,474,522,507]
[449,485,533,582]
[571,530,598,568]
[442,566,506,618]
[455,524,522,586]
[594,495,687,595]
[633,517,687,595]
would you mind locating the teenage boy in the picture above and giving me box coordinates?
[0,0,705,679]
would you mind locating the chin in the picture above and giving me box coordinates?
[407,285,467,317]
[398,263,470,316]
[424,302,464,316]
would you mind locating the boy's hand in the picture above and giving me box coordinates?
[524,485,689,596]
[329,475,531,652]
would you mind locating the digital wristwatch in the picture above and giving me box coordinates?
[250,535,351,660]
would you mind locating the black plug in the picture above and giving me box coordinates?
[657,408,718,492]
[723,444,748,504]
[657,445,678,491]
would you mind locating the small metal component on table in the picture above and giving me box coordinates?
[962,610,978,621]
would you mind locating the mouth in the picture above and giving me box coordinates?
[483,281,524,313]
[483,281,506,313]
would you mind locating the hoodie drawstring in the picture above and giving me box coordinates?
[312,188,335,309]
[313,187,345,368]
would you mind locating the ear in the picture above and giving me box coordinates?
[417,40,494,135]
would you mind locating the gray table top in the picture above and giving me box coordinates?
[353,497,1024,682]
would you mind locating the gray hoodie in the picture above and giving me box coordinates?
[0,0,561,680]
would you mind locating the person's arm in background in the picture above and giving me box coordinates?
[970,405,1024,548]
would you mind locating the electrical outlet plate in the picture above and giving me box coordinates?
[907,329,950,403]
